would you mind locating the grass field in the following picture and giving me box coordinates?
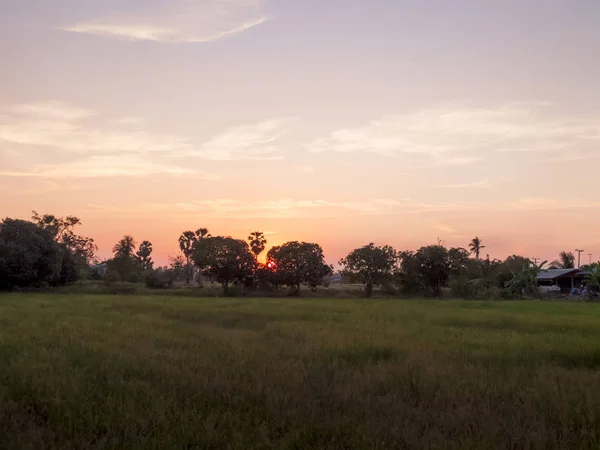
[1,295,600,449]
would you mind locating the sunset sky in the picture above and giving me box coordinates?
[2,0,600,265]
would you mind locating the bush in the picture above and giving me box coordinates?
[145,268,174,289]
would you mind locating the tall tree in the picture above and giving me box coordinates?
[136,241,154,271]
[113,235,137,259]
[469,236,486,260]
[339,243,397,297]
[178,228,211,285]
[248,231,267,259]
[551,251,575,269]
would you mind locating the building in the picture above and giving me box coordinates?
[537,269,590,293]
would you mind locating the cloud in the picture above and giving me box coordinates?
[83,195,600,220]
[439,179,490,189]
[0,101,292,178]
[0,103,194,154]
[9,102,94,121]
[308,104,600,162]
[86,198,414,219]
[0,155,217,179]
[188,118,294,161]
[61,0,270,43]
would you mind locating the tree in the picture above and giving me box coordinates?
[136,240,154,271]
[113,235,137,259]
[414,244,452,296]
[169,254,186,282]
[179,228,211,285]
[469,236,486,260]
[266,241,332,293]
[31,211,97,274]
[0,219,63,290]
[339,243,397,297]
[504,260,547,297]
[585,265,600,290]
[193,236,256,293]
[551,251,575,269]
[110,235,140,282]
[248,231,267,259]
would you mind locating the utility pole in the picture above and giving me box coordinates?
[532,257,539,265]
[575,249,584,268]
[589,254,593,265]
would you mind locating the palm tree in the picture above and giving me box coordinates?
[113,235,137,259]
[585,265,600,290]
[136,240,153,271]
[505,260,547,297]
[195,228,211,239]
[469,237,486,260]
[248,231,267,259]
[551,251,575,269]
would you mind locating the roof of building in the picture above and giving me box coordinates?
[537,268,581,280]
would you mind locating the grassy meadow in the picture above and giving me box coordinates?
[1,295,600,449]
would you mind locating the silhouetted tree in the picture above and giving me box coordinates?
[0,219,63,290]
[267,241,332,293]
[551,251,575,269]
[113,235,136,259]
[248,231,267,259]
[193,236,256,293]
[136,241,154,271]
[339,243,397,297]
[469,236,486,260]
[179,228,211,285]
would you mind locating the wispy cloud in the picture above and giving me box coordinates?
[188,118,293,161]
[0,102,194,154]
[83,195,600,219]
[85,198,413,219]
[0,101,291,178]
[61,0,271,43]
[0,155,217,179]
[439,179,490,189]
[308,103,600,162]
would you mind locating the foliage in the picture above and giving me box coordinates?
[504,260,547,298]
[169,255,186,282]
[145,267,175,289]
[469,236,486,260]
[248,231,267,259]
[400,245,452,296]
[339,243,398,297]
[109,235,142,283]
[551,251,575,269]
[31,211,97,277]
[0,219,63,290]
[585,265,600,289]
[112,235,137,259]
[267,241,332,293]
[136,240,154,271]
[193,236,256,293]
[179,228,210,285]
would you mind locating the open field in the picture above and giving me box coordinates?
[1,295,600,449]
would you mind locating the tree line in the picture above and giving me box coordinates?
[1,213,599,297]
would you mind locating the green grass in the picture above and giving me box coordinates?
[1,295,600,449]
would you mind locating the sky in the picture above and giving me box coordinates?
[2,0,600,266]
